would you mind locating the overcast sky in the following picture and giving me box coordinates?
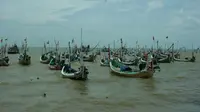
[0,0,199,48]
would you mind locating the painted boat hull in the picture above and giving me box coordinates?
[118,58,136,66]
[7,51,19,54]
[18,55,31,65]
[40,55,51,64]
[174,57,195,62]
[0,60,10,66]
[83,55,96,62]
[158,56,171,63]
[48,58,64,70]
[61,65,88,80]
[109,59,154,78]
[100,59,109,67]
[49,65,62,70]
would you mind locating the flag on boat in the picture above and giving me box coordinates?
[166,36,168,39]
[153,36,155,40]
[5,38,8,41]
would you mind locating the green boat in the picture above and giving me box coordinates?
[109,59,154,78]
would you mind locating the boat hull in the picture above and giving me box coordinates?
[0,60,10,66]
[109,60,154,79]
[61,65,88,80]
[158,56,171,63]
[8,51,19,54]
[100,59,109,67]
[49,65,62,70]
[40,56,51,64]
[118,58,137,66]
[19,60,31,65]
[174,57,195,62]
[18,55,31,65]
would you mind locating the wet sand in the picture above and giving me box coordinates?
[0,48,200,112]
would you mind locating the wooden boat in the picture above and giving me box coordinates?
[0,41,10,66]
[40,52,53,64]
[48,58,64,70]
[100,58,109,66]
[83,54,96,62]
[109,59,154,78]
[7,44,19,54]
[61,64,88,80]
[117,58,137,66]
[157,55,171,63]
[61,29,89,80]
[0,56,10,66]
[40,42,52,64]
[100,44,111,67]
[18,38,31,65]
[174,56,195,62]
[18,54,31,65]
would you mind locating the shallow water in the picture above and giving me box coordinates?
[0,48,200,112]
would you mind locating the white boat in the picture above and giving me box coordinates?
[100,58,109,67]
[61,35,89,80]
[61,65,88,80]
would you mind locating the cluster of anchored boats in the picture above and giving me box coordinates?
[0,38,31,66]
[0,36,196,81]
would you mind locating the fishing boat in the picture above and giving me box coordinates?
[40,42,53,64]
[117,58,137,66]
[0,40,10,66]
[48,57,64,70]
[19,54,31,65]
[0,57,9,66]
[109,58,154,78]
[61,29,89,80]
[18,38,31,65]
[48,41,65,70]
[40,52,53,64]
[83,53,96,62]
[7,44,19,54]
[61,64,89,80]
[157,54,172,63]
[100,58,109,66]
[174,56,196,62]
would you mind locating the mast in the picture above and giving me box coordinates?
[108,44,110,60]
[120,38,123,60]
[5,38,8,57]
[156,40,159,50]
[80,28,85,78]
[68,42,71,66]
[80,28,84,66]
[172,43,174,62]
[192,43,194,56]
[113,40,115,52]
[24,37,27,55]
[0,38,3,58]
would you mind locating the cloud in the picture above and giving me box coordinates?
[187,16,200,24]
[179,8,184,14]
[147,0,164,12]
[117,7,132,12]
[0,0,99,24]
[0,0,200,47]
